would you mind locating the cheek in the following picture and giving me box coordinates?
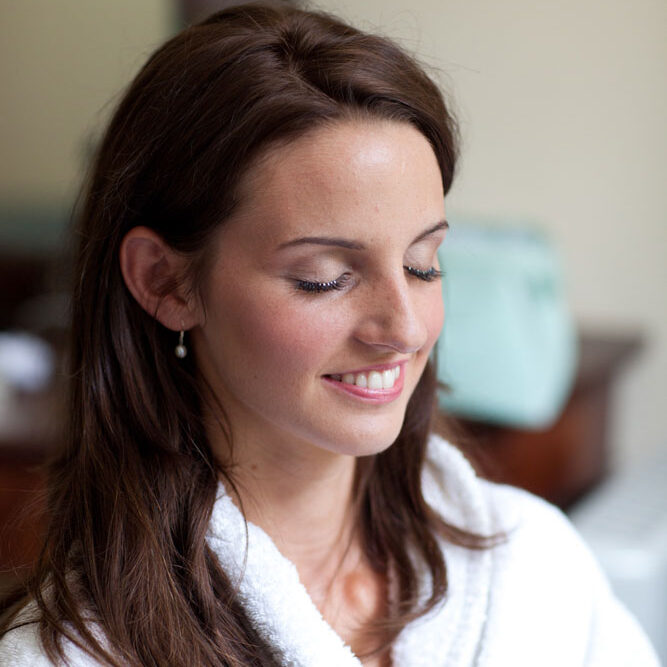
[226,293,349,376]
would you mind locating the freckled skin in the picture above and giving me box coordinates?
[190,122,446,665]
[191,120,447,463]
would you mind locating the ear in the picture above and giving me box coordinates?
[119,226,200,331]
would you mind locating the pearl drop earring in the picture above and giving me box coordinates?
[175,330,187,358]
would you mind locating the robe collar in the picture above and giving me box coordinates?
[206,436,494,666]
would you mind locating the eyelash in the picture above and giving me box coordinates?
[295,266,443,293]
[296,273,352,293]
[404,265,444,282]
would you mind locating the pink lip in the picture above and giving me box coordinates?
[322,362,405,404]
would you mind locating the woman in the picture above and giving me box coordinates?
[0,3,659,665]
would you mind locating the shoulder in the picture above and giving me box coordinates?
[423,433,661,666]
[424,432,607,559]
[0,620,53,666]
[0,604,104,667]
[478,480,660,665]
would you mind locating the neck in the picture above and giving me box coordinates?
[214,424,360,592]
[208,420,392,661]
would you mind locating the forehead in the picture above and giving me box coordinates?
[221,120,445,248]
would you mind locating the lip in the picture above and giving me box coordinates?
[322,361,406,404]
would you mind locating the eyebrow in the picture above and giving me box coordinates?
[277,219,449,251]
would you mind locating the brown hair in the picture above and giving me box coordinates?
[2,3,487,664]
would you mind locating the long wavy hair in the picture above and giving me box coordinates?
[2,3,489,664]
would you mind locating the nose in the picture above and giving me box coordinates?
[353,271,431,354]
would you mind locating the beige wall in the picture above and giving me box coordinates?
[0,0,171,202]
[2,1,665,465]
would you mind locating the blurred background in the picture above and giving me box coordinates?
[0,0,665,655]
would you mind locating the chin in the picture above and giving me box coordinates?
[317,419,404,458]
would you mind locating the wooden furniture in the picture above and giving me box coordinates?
[435,332,644,509]
[0,390,56,583]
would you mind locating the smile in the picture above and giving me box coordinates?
[323,364,404,403]
[327,365,401,390]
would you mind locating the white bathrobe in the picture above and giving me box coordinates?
[0,435,659,666]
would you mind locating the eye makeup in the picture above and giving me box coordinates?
[295,273,352,293]
[405,266,443,282]
[294,265,443,294]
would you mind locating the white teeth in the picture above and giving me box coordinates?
[368,371,383,390]
[333,365,401,390]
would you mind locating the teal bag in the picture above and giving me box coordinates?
[436,221,577,428]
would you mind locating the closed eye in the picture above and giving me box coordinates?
[294,266,442,293]
[404,266,443,282]
[295,272,352,293]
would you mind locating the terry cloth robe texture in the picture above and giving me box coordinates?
[0,434,660,666]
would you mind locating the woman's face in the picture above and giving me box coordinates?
[192,120,446,460]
